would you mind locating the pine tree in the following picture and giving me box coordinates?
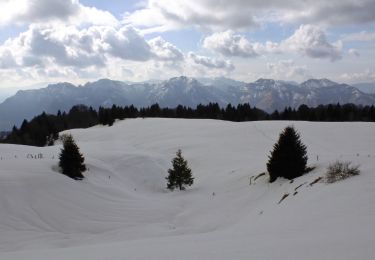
[267,126,308,182]
[166,149,194,190]
[59,134,86,180]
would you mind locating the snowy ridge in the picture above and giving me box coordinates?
[301,78,338,88]
[0,119,374,259]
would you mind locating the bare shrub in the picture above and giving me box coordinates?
[278,193,289,204]
[325,161,360,183]
[254,172,266,181]
[309,177,322,186]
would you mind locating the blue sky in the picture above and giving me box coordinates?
[79,0,141,16]
[0,0,374,88]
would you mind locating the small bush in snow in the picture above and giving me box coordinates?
[325,161,360,183]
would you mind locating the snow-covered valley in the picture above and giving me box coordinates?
[0,118,374,259]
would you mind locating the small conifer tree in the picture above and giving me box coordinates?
[166,149,194,190]
[59,134,86,180]
[267,126,308,182]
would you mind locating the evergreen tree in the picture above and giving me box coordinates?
[166,149,194,190]
[267,126,308,182]
[59,134,86,180]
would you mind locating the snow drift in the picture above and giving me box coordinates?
[0,119,374,259]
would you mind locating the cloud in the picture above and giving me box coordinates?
[266,59,310,79]
[124,0,257,32]
[254,41,282,54]
[188,52,234,71]
[280,0,375,26]
[281,25,342,61]
[203,25,342,61]
[124,0,375,32]
[340,69,375,82]
[23,25,108,68]
[348,48,360,57]
[0,0,77,26]
[17,0,79,22]
[148,36,184,62]
[0,50,18,69]
[0,24,156,71]
[0,23,197,84]
[0,0,118,27]
[203,30,259,58]
[77,5,118,26]
[101,27,151,61]
[342,31,375,42]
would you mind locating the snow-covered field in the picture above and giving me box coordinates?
[0,118,374,259]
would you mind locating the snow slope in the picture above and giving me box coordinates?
[0,119,374,259]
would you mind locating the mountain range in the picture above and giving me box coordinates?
[0,76,375,130]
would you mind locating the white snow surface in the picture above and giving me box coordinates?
[0,118,374,259]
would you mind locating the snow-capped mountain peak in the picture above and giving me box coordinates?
[166,76,199,86]
[254,78,276,85]
[301,78,338,88]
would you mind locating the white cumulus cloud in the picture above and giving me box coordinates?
[124,0,375,32]
[148,37,184,62]
[0,0,118,27]
[340,69,375,82]
[100,26,151,61]
[0,25,175,80]
[124,0,257,32]
[203,31,259,58]
[0,50,18,69]
[0,23,208,84]
[203,25,343,61]
[266,60,311,80]
[188,52,234,71]
[281,25,343,61]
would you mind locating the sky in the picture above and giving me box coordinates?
[0,0,374,88]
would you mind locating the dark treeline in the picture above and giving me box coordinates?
[2,102,375,147]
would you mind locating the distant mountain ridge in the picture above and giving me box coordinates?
[0,76,375,130]
[352,82,375,94]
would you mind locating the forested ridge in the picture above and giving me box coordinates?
[2,102,375,147]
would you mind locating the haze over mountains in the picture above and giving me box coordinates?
[0,76,374,130]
